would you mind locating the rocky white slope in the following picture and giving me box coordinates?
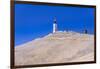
[15,31,94,66]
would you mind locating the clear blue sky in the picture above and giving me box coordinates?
[15,4,95,46]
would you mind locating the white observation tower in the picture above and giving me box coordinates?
[53,17,57,33]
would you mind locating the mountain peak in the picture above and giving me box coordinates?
[15,31,94,65]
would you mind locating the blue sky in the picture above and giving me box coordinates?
[15,4,95,46]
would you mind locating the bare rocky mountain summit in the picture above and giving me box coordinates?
[15,31,94,66]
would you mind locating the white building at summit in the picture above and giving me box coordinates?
[53,17,57,33]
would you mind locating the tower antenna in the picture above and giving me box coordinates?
[53,17,57,33]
